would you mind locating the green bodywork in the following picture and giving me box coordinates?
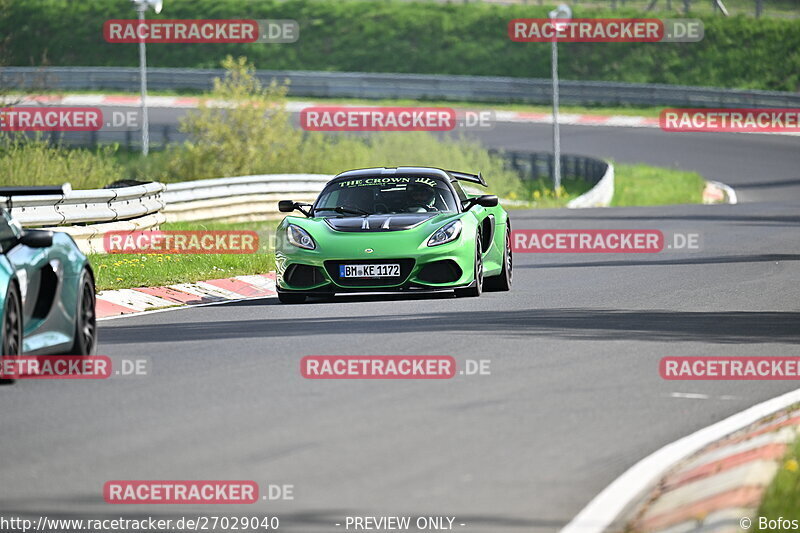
[275,168,510,295]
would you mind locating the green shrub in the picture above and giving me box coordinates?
[0,135,123,188]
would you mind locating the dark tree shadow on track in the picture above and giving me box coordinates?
[100,307,800,345]
[517,253,800,269]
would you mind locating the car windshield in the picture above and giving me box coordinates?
[314,176,459,215]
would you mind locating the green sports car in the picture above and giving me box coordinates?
[275,167,512,304]
[1,187,97,375]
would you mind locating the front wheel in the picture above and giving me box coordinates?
[485,226,512,291]
[69,268,97,355]
[455,234,484,298]
[1,282,23,385]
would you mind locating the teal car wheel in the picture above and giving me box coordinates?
[68,269,97,356]
[1,282,22,384]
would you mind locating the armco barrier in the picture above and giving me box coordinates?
[3,182,165,227]
[3,164,612,254]
[493,150,614,208]
[162,174,332,222]
[2,182,167,254]
[3,67,800,108]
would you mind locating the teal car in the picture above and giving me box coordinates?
[1,188,97,374]
[275,167,512,304]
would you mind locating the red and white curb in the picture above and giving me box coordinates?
[12,93,660,128]
[623,408,800,532]
[11,93,798,136]
[561,389,800,533]
[96,272,276,320]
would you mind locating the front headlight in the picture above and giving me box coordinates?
[287,224,316,250]
[427,219,462,247]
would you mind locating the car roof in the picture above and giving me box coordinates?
[331,167,453,182]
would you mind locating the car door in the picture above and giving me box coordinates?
[1,210,67,352]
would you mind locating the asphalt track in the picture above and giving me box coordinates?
[1,107,799,532]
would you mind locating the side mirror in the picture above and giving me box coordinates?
[278,200,312,217]
[278,200,296,213]
[463,195,498,210]
[476,195,499,207]
[19,229,53,248]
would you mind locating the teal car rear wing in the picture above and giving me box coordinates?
[0,185,71,210]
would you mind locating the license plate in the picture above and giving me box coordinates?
[339,264,400,278]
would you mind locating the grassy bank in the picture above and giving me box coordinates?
[90,221,277,291]
[613,163,706,206]
[758,424,800,519]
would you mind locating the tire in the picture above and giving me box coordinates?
[485,226,513,291]
[278,291,307,304]
[68,268,97,356]
[454,234,484,298]
[1,282,23,385]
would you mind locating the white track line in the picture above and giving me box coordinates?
[670,392,710,400]
[560,387,800,533]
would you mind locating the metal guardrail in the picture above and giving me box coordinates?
[496,150,609,184]
[494,150,613,207]
[3,67,799,108]
[162,174,332,222]
[4,156,609,226]
[3,182,165,227]
[3,161,613,254]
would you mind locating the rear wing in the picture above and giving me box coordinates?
[0,184,71,209]
[446,170,487,187]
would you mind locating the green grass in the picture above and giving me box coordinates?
[90,221,277,291]
[612,163,706,206]
[758,420,800,519]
